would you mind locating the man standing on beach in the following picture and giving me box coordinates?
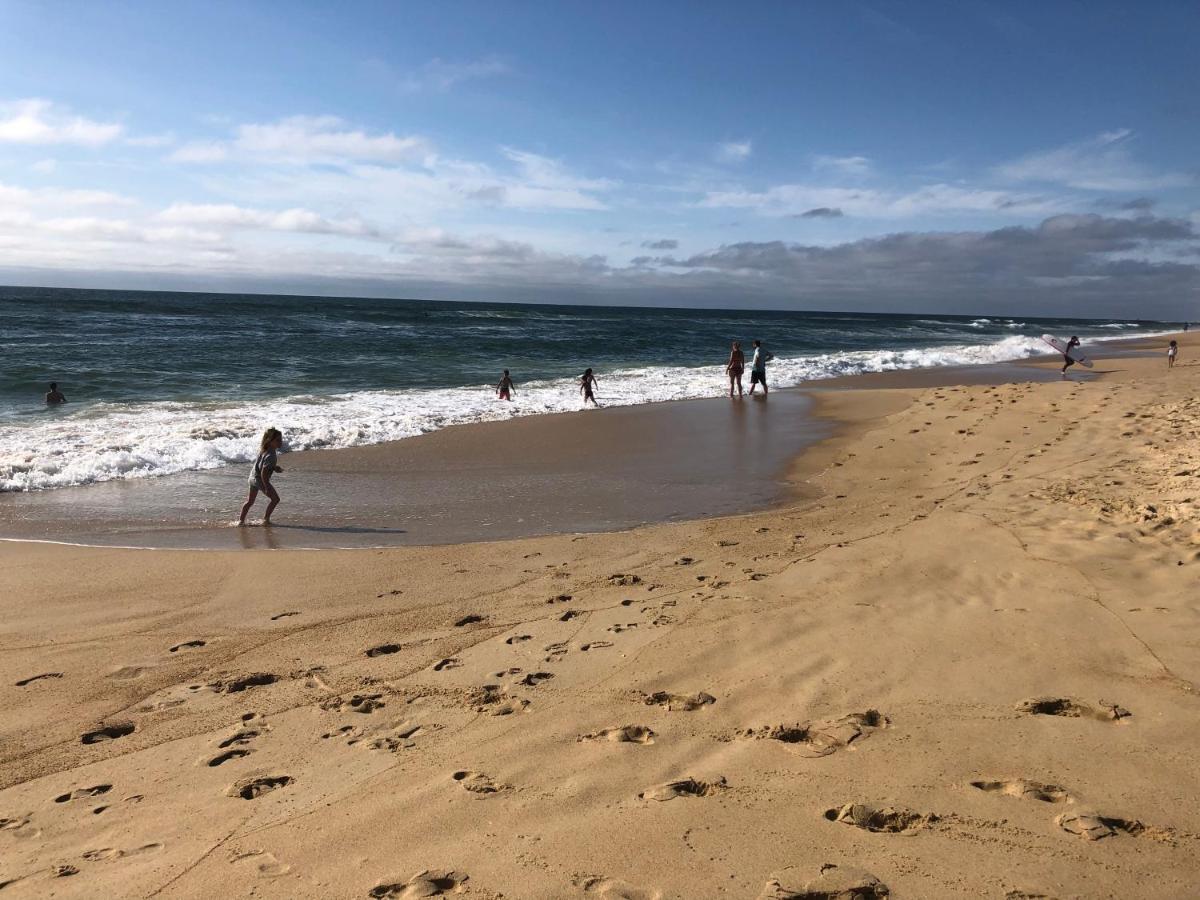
[748,340,774,395]
[45,382,66,405]
[1061,336,1081,377]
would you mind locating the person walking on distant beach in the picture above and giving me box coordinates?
[726,341,745,398]
[45,382,66,405]
[1168,340,1178,369]
[748,340,774,396]
[497,369,516,401]
[239,428,284,526]
[1060,335,1081,377]
[580,368,599,406]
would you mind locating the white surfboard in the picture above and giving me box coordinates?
[1041,334,1093,368]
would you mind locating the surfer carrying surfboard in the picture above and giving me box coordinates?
[1060,336,1081,377]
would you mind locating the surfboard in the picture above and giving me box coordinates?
[1041,334,1093,368]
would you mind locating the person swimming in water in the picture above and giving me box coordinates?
[45,382,66,405]
[580,368,599,406]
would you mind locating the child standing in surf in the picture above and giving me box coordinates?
[239,428,284,526]
[580,368,599,406]
[496,369,516,401]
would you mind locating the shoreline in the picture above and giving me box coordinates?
[0,331,1181,550]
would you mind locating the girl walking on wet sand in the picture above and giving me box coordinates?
[725,341,745,398]
[496,369,516,401]
[580,368,599,406]
[238,428,284,526]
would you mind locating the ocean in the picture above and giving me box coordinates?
[0,285,1174,493]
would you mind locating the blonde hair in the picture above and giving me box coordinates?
[259,427,282,452]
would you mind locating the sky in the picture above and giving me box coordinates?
[0,0,1197,317]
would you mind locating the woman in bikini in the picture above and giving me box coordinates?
[725,341,745,398]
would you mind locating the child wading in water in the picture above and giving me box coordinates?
[497,369,516,401]
[580,368,599,406]
[239,428,284,526]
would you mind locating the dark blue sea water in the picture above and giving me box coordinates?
[0,285,1176,491]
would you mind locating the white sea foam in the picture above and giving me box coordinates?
[0,332,1157,492]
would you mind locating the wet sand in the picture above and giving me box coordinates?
[1,332,1197,899]
[0,392,827,549]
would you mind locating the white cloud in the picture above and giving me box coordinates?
[813,154,873,177]
[0,180,134,209]
[398,56,511,93]
[716,140,753,163]
[158,203,381,237]
[236,115,431,164]
[169,141,229,163]
[125,132,176,148]
[31,159,57,174]
[997,130,1194,191]
[699,182,1064,219]
[170,115,432,166]
[0,99,122,146]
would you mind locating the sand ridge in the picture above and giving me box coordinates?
[1,335,1198,898]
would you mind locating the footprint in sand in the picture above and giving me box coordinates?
[505,634,532,644]
[640,691,715,712]
[228,775,293,800]
[219,726,264,748]
[970,779,1071,803]
[360,724,424,753]
[576,876,662,900]
[639,777,725,801]
[1055,811,1174,842]
[81,723,135,745]
[433,657,462,672]
[609,574,642,586]
[232,849,292,877]
[518,671,554,687]
[580,641,613,651]
[454,614,486,627]
[559,610,581,622]
[366,643,402,657]
[54,784,112,803]
[579,725,655,744]
[1017,697,1130,722]
[451,771,505,794]
[759,863,890,900]
[81,843,163,862]
[547,594,573,604]
[369,870,469,897]
[823,803,936,833]
[169,640,206,653]
[208,749,254,767]
[739,710,888,758]
[14,672,63,687]
[209,673,278,694]
[270,611,300,620]
[0,816,42,840]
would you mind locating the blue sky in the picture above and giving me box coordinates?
[0,0,1197,316]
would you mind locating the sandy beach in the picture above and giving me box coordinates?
[2,333,1197,899]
